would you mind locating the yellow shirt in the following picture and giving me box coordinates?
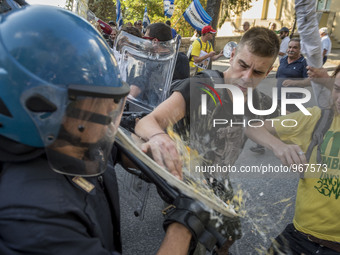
[189,39,213,72]
[274,107,340,242]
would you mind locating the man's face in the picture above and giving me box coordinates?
[208,32,215,40]
[224,44,274,98]
[280,31,288,39]
[110,30,117,41]
[136,20,142,29]
[243,23,250,32]
[332,72,340,114]
[287,41,300,59]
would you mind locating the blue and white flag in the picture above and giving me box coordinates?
[116,0,123,30]
[183,0,212,31]
[142,6,150,30]
[164,0,174,18]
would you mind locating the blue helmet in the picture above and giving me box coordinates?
[0,4,129,148]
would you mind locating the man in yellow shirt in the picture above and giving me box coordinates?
[189,25,223,76]
[245,65,340,254]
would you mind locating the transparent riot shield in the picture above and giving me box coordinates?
[115,31,180,111]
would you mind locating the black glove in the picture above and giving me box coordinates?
[162,194,227,253]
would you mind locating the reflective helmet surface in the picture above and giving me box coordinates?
[0,5,128,147]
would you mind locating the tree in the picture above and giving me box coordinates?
[88,0,115,21]
[66,0,257,37]
[216,0,257,27]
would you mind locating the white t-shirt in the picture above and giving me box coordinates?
[279,36,290,60]
[321,35,332,56]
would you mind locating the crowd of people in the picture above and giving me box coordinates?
[0,0,339,255]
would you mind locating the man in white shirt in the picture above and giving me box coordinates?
[278,27,290,60]
[319,27,332,65]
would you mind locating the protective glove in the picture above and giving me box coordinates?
[162,194,227,253]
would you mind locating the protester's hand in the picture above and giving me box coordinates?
[307,66,330,79]
[162,194,228,253]
[141,133,183,179]
[272,143,307,166]
[282,79,296,87]
[307,66,333,90]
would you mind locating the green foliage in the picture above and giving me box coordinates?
[88,0,115,21]
[219,0,257,27]
[86,0,255,37]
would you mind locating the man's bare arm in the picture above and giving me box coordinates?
[135,92,186,179]
[282,78,311,88]
[245,120,307,166]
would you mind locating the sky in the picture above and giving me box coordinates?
[26,0,66,8]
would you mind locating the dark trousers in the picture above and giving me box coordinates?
[323,55,328,65]
[267,223,340,255]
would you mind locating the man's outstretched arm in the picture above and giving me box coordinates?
[245,120,307,166]
[135,91,186,179]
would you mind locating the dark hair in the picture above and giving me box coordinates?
[165,20,171,26]
[146,22,172,41]
[109,21,116,26]
[121,26,142,38]
[238,27,279,58]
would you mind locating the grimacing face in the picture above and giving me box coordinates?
[224,44,274,98]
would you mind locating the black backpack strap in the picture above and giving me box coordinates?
[305,108,333,163]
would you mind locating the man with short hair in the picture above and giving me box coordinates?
[276,38,311,112]
[108,27,118,48]
[319,27,332,65]
[128,22,189,105]
[109,20,116,28]
[188,25,223,76]
[278,27,290,60]
[251,38,310,154]
[135,27,280,254]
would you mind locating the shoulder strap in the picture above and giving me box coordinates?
[207,41,212,51]
[305,108,334,163]
[199,70,224,84]
[197,38,202,48]
[188,38,203,61]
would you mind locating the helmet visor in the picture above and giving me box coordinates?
[46,96,125,176]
